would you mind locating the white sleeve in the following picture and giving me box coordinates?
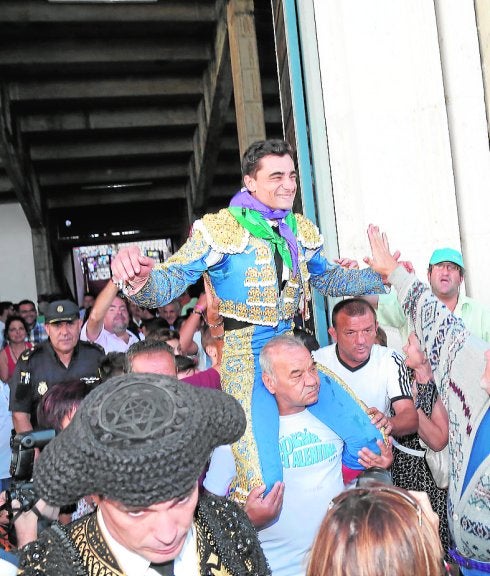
[202,444,236,496]
[80,322,107,347]
[385,349,412,400]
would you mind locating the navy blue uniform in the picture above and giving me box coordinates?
[9,340,104,427]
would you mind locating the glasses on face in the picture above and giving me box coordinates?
[329,485,423,526]
[433,262,460,273]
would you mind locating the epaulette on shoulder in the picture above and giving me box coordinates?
[20,347,36,362]
[193,209,249,254]
[295,213,323,250]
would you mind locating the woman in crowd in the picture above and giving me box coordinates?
[306,484,446,576]
[0,316,32,382]
[392,331,449,556]
[175,354,197,379]
[36,378,97,432]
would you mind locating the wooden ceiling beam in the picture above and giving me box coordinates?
[47,185,186,208]
[0,39,210,67]
[0,93,43,227]
[39,159,236,187]
[19,106,198,133]
[39,162,189,187]
[47,180,233,209]
[9,77,203,103]
[30,136,193,162]
[0,2,217,24]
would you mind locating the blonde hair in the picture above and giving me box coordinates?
[306,486,443,576]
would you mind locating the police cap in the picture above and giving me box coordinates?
[45,300,80,324]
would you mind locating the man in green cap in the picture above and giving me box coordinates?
[374,247,490,344]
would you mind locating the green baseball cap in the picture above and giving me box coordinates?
[429,248,464,270]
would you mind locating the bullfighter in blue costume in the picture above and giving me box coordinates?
[111,140,387,502]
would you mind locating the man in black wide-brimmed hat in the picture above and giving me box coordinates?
[18,373,270,576]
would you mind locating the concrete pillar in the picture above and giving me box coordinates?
[310,0,459,278]
[474,0,490,135]
[31,226,60,295]
[227,0,266,157]
[434,0,490,301]
[0,203,37,302]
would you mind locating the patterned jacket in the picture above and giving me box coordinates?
[389,266,490,561]
[132,209,384,320]
[18,493,270,576]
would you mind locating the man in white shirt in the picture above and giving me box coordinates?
[204,335,392,576]
[81,280,140,353]
[313,298,418,437]
[18,373,269,575]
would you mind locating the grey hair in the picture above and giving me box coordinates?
[259,334,307,378]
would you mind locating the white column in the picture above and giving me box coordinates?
[308,0,490,304]
[434,0,490,302]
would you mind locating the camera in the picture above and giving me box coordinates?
[356,466,393,487]
[8,429,55,511]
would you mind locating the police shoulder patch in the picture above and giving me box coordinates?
[20,347,36,362]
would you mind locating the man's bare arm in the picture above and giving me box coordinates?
[178,293,205,356]
[84,280,118,341]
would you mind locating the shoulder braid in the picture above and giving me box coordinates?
[295,213,323,250]
[193,209,249,254]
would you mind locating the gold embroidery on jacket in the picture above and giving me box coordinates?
[194,209,249,254]
[221,328,262,504]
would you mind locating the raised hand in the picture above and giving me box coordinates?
[111,246,155,293]
[363,224,400,281]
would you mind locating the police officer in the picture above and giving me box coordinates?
[9,300,104,433]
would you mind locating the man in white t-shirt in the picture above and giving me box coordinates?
[204,335,392,576]
[81,280,140,353]
[313,298,418,437]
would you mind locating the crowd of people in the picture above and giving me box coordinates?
[0,139,488,576]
